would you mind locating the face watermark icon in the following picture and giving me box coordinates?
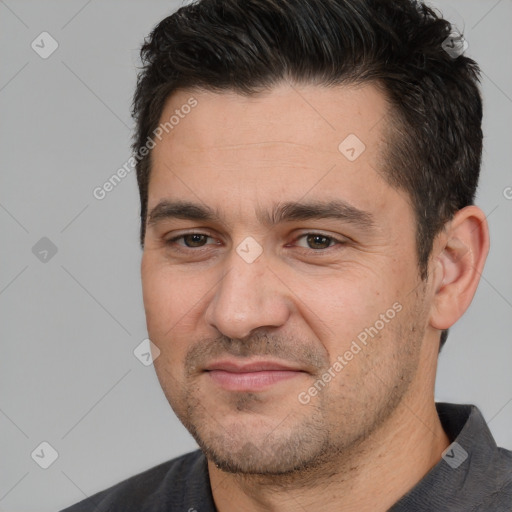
[31,441,59,469]
[442,30,468,59]
[442,441,468,469]
[32,237,58,263]
[338,134,366,162]
[236,236,263,263]
[134,338,161,366]
[503,186,512,200]
[31,32,59,59]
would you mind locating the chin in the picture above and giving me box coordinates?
[187,411,335,475]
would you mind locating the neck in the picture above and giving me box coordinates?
[208,391,450,512]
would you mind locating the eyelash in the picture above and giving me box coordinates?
[165,231,346,253]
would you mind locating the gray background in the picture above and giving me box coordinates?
[1,1,511,511]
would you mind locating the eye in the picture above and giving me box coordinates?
[166,232,218,248]
[294,233,343,250]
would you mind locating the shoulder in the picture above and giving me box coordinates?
[60,449,212,512]
[442,403,512,510]
[477,446,512,511]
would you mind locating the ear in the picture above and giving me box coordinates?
[429,205,490,331]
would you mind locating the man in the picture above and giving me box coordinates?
[61,0,512,510]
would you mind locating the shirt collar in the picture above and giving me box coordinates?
[390,402,503,511]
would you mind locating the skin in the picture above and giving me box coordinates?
[141,82,489,511]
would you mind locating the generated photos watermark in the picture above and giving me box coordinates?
[93,97,198,200]
[298,301,403,404]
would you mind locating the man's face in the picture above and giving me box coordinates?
[141,82,434,474]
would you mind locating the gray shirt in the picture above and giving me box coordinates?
[61,403,512,511]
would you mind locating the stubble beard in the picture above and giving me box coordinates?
[168,337,422,484]
[158,292,427,484]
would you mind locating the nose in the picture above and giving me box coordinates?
[204,248,291,340]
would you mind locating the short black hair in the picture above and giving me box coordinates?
[132,0,483,350]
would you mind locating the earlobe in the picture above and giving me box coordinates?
[429,206,490,331]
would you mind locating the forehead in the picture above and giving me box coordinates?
[155,82,388,156]
[148,82,407,225]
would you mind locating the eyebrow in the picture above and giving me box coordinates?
[148,200,223,225]
[147,199,375,231]
[259,199,374,229]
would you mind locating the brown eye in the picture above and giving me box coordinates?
[181,234,209,247]
[295,233,338,250]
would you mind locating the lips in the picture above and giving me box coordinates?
[204,359,306,391]
[205,360,301,373]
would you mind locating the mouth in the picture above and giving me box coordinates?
[204,359,308,392]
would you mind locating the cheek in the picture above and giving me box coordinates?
[141,261,196,338]
[141,272,189,378]
[292,269,389,347]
